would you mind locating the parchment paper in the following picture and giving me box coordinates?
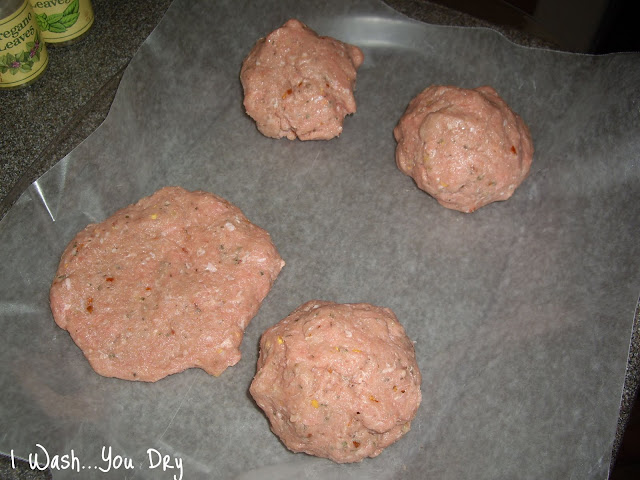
[1,0,639,478]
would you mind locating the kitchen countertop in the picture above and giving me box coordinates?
[0,0,636,477]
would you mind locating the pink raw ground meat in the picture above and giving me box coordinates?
[394,85,534,213]
[240,19,364,141]
[250,300,422,463]
[50,187,284,382]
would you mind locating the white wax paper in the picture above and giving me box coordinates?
[1,0,639,478]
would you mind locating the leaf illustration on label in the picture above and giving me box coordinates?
[50,24,66,33]
[35,13,49,32]
[0,32,44,75]
[26,40,41,62]
[63,0,80,16]
[61,13,80,28]
[37,0,81,33]
[46,13,64,25]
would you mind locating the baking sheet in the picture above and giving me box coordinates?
[1,0,639,478]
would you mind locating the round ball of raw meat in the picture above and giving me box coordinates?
[394,85,534,213]
[250,300,422,463]
[240,19,364,141]
[49,187,284,382]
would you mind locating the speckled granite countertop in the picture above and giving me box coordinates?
[0,0,636,477]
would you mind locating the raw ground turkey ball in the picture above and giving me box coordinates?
[240,18,364,141]
[394,85,534,212]
[250,301,422,463]
[49,187,284,382]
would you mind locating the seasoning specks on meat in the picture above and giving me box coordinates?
[240,19,364,141]
[50,187,284,382]
[250,300,422,463]
[394,85,534,212]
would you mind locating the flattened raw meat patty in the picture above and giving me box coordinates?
[250,301,421,463]
[240,19,364,141]
[394,85,534,212]
[50,187,284,382]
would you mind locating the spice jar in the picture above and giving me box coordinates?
[0,0,48,89]
[29,0,94,46]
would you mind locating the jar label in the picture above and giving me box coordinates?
[0,0,48,88]
[30,0,94,44]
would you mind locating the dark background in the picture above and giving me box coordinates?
[431,0,640,53]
